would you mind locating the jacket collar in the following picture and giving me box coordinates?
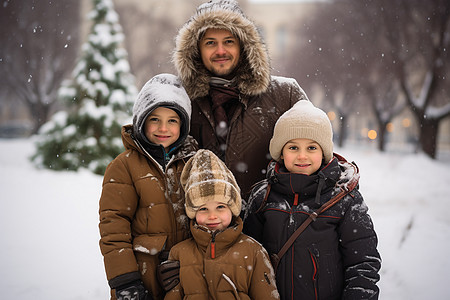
[121,124,197,170]
[267,154,360,203]
[190,217,243,258]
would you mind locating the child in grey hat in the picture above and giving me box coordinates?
[243,100,381,300]
[163,149,280,299]
[99,74,198,300]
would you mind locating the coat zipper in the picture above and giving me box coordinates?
[211,231,217,259]
[132,136,179,246]
[309,250,319,300]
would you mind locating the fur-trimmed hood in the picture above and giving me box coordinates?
[173,0,271,99]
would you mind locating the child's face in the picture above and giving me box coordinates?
[281,138,323,175]
[195,200,232,231]
[144,107,181,152]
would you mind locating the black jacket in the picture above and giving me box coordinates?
[243,154,381,300]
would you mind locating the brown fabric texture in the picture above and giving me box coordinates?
[181,149,241,219]
[99,125,197,299]
[209,84,240,149]
[164,218,279,299]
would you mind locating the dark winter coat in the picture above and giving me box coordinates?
[99,125,197,299]
[165,217,279,300]
[173,1,309,197]
[243,154,381,300]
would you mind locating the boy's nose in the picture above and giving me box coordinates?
[159,123,168,131]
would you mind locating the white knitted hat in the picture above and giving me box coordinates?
[181,149,242,219]
[269,100,333,163]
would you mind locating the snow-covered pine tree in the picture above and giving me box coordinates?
[32,0,137,175]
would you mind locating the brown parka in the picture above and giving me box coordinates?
[173,0,309,197]
[165,217,279,300]
[99,125,197,299]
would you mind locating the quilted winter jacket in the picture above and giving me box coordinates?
[173,1,309,197]
[189,79,307,198]
[165,217,279,300]
[99,125,197,299]
[243,154,381,300]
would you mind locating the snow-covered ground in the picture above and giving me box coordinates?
[1,138,449,299]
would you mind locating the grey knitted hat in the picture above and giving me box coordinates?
[181,149,241,219]
[269,100,334,163]
[132,73,191,151]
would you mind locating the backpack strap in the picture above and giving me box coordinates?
[270,183,356,271]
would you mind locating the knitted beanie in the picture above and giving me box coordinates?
[181,149,241,219]
[269,100,334,163]
[132,73,191,152]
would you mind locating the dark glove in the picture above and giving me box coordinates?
[157,260,180,292]
[115,280,150,300]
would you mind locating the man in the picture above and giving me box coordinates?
[173,0,309,197]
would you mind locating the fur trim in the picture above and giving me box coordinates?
[173,0,271,99]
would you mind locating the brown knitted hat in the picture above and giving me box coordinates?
[181,149,241,219]
[269,100,334,163]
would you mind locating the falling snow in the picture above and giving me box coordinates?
[0,139,450,299]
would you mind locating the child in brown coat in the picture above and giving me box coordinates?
[164,149,279,300]
[99,74,197,300]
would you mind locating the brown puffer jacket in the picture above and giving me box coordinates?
[99,125,197,299]
[173,1,309,197]
[165,217,279,300]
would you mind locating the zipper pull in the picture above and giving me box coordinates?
[211,232,216,259]
[294,193,299,206]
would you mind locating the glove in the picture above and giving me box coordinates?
[115,280,150,300]
[157,260,180,292]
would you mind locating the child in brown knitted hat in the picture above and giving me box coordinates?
[243,100,381,300]
[163,149,280,299]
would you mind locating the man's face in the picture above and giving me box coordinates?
[199,28,240,78]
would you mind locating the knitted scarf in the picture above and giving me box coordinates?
[209,77,240,149]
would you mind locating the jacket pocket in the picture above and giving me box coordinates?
[133,235,167,256]
[217,273,240,299]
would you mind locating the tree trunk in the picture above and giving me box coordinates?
[419,118,439,159]
[377,123,387,152]
[30,101,50,135]
[338,116,347,148]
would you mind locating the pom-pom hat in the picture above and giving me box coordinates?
[181,149,241,219]
[269,100,334,163]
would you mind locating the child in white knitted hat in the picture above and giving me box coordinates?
[162,149,280,299]
[243,100,381,300]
